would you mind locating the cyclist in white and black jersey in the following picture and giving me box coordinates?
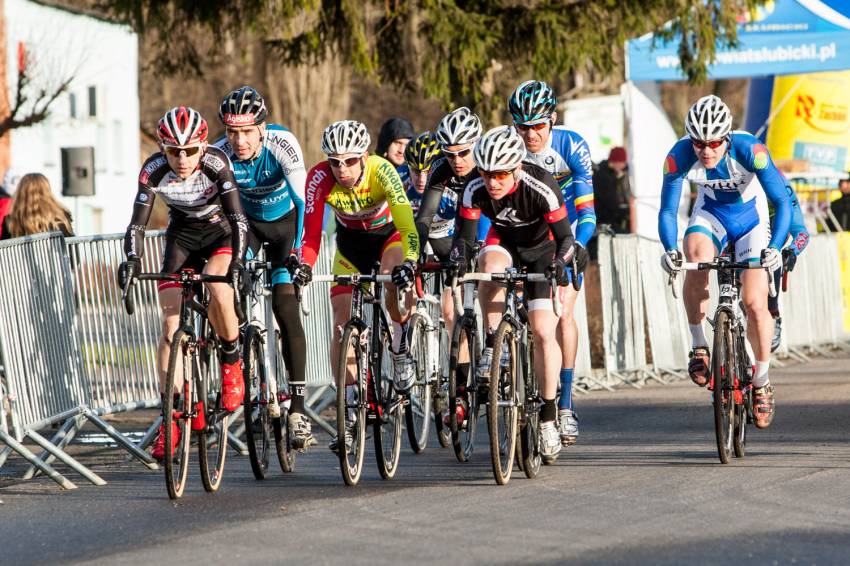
[121,106,248,461]
[450,126,576,460]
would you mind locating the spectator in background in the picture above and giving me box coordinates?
[829,175,850,231]
[376,117,416,187]
[592,146,631,234]
[1,173,73,240]
[0,169,21,238]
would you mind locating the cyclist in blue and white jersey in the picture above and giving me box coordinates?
[509,80,594,448]
[658,94,792,429]
[768,185,809,351]
[214,86,314,449]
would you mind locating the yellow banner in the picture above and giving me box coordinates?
[766,71,850,173]
[836,232,850,333]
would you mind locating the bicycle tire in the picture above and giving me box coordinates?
[448,316,479,463]
[405,313,432,454]
[733,331,750,458]
[518,328,541,479]
[488,320,519,485]
[164,329,193,500]
[198,323,228,492]
[433,323,451,448]
[375,332,403,479]
[272,330,295,473]
[337,324,367,486]
[243,325,271,480]
[712,311,735,464]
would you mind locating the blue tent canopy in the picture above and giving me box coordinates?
[627,0,850,81]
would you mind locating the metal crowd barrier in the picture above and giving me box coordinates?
[3,229,849,489]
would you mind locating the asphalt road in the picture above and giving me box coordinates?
[2,357,849,565]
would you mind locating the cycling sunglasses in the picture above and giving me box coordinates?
[328,156,362,168]
[442,147,473,159]
[690,138,726,150]
[515,122,549,133]
[163,145,202,157]
[479,169,514,181]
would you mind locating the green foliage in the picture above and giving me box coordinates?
[99,0,766,107]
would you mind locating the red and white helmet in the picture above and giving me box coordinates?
[157,106,208,146]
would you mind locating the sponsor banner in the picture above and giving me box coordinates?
[766,70,850,172]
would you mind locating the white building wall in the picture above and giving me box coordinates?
[5,0,139,235]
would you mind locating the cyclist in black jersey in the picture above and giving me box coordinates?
[450,125,576,460]
[120,106,248,461]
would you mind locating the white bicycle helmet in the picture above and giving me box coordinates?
[474,126,526,172]
[685,95,732,141]
[321,120,371,155]
[435,107,482,147]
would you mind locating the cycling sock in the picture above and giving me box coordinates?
[541,398,557,422]
[220,338,240,365]
[391,320,408,354]
[753,360,770,387]
[289,381,306,414]
[689,323,708,349]
[558,368,574,410]
[273,285,307,404]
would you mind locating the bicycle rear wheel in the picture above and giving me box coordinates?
[164,329,193,500]
[712,311,735,464]
[272,330,295,473]
[198,324,227,492]
[243,325,271,479]
[518,329,541,479]
[488,320,519,485]
[405,313,431,454]
[448,316,479,463]
[337,324,367,486]
[375,333,403,479]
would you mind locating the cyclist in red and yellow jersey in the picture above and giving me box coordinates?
[300,120,420,453]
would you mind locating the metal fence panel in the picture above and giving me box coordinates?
[300,233,335,387]
[597,235,647,375]
[572,285,592,378]
[0,233,88,440]
[66,232,166,411]
[638,237,690,371]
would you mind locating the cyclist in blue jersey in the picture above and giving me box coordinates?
[214,86,314,449]
[768,185,809,352]
[509,80,594,449]
[658,95,792,429]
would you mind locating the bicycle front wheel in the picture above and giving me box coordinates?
[337,324,367,486]
[448,316,479,463]
[243,325,271,479]
[405,313,432,454]
[434,323,451,448]
[733,330,750,458]
[712,311,735,464]
[488,320,519,485]
[198,324,227,492]
[164,329,193,500]
[375,333,403,479]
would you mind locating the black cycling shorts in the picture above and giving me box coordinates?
[480,239,555,301]
[159,219,231,290]
[247,210,298,285]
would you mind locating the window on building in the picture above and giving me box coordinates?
[88,86,97,118]
[69,92,77,119]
